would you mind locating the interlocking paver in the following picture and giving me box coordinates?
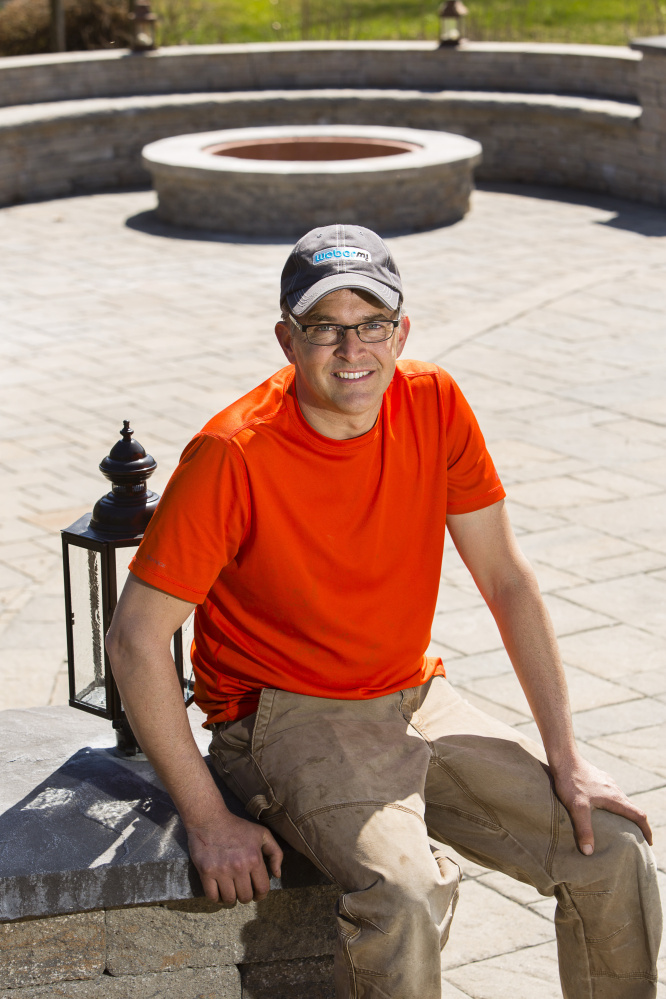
[589,725,666,778]
[557,623,666,679]
[0,182,665,992]
[441,880,555,971]
[445,940,562,999]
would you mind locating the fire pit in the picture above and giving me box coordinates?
[142,124,482,235]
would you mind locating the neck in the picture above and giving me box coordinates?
[296,397,380,440]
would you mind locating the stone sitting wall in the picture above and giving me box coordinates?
[0,706,337,998]
[1,894,338,998]
[0,39,665,210]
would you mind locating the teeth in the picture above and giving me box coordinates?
[334,371,370,380]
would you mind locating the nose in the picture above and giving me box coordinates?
[333,328,368,361]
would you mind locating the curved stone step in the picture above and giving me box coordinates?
[0,88,641,208]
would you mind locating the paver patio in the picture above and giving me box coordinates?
[0,182,664,996]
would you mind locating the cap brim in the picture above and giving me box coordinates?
[286,273,401,316]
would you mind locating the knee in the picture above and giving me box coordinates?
[341,850,461,938]
[592,810,655,882]
[557,810,661,964]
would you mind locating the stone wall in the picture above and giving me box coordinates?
[0,88,643,208]
[0,705,338,998]
[0,889,338,997]
[0,39,664,216]
[0,42,640,108]
[631,36,666,204]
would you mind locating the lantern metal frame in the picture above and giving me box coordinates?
[62,422,193,758]
[129,0,158,52]
[438,0,469,47]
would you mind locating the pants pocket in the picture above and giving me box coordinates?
[209,717,273,814]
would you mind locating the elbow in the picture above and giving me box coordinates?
[483,554,540,612]
[105,612,137,682]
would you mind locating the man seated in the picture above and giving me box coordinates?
[106,224,661,999]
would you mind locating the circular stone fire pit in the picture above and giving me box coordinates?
[142,125,482,235]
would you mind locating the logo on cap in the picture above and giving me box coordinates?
[313,246,371,265]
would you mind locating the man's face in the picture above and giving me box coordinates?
[275,288,410,440]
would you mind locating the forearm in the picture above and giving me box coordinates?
[448,502,651,849]
[486,559,579,770]
[107,634,230,829]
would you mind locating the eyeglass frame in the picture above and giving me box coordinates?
[287,311,402,346]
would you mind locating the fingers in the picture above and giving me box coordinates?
[595,795,653,846]
[262,829,284,880]
[232,871,256,905]
[200,865,269,904]
[569,797,595,855]
[194,847,277,904]
[201,873,223,902]
[188,818,282,905]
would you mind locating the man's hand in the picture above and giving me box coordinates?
[550,754,652,855]
[187,811,283,904]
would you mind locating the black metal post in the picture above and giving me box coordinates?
[50,0,66,52]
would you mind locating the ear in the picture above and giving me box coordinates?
[275,320,296,364]
[395,315,410,358]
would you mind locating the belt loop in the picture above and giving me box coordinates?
[251,687,276,760]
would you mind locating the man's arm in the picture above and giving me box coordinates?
[446,499,652,854]
[105,574,283,902]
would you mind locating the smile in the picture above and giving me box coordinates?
[333,371,372,380]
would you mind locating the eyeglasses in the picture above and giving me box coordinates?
[289,313,400,346]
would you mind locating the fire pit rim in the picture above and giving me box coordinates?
[142,124,482,179]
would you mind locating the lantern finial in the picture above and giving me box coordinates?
[89,421,159,536]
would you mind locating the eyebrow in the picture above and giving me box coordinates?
[304,310,392,323]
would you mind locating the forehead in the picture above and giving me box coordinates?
[302,288,390,321]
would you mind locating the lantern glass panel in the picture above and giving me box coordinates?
[114,546,134,601]
[181,611,195,697]
[69,545,107,710]
[133,22,156,49]
[441,16,461,41]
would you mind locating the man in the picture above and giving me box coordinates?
[107,224,660,999]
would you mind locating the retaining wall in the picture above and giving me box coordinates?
[0,892,338,998]
[0,38,665,214]
[0,705,337,998]
[0,41,641,107]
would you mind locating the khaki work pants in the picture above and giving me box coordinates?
[209,676,661,999]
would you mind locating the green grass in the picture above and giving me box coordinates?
[152,0,666,48]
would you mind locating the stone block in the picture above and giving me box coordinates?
[240,955,335,999]
[0,965,241,998]
[0,912,105,989]
[0,708,328,924]
[105,885,339,976]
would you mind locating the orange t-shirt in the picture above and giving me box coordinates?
[129,360,504,725]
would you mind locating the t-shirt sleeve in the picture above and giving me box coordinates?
[440,371,505,514]
[129,433,250,603]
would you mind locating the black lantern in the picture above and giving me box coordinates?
[129,0,158,52]
[62,421,193,758]
[438,0,468,46]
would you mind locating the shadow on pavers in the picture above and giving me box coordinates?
[124,208,466,243]
[478,181,666,237]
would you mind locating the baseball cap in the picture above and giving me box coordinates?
[281,224,403,317]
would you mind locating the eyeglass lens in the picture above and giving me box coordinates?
[307,322,395,345]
